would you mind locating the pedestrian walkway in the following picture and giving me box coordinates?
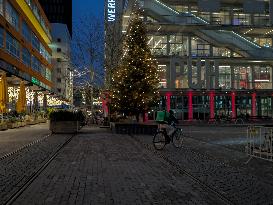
[13,128,224,205]
[0,123,49,157]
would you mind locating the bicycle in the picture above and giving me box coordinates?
[153,122,184,150]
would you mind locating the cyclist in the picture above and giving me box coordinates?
[165,110,178,143]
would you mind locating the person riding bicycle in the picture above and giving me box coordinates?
[165,110,178,143]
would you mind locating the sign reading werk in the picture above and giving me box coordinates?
[108,0,116,22]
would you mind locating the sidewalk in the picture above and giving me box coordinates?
[0,123,50,157]
[13,127,224,205]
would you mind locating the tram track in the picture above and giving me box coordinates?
[130,134,236,205]
[3,134,75,205]
[0,133,51,161]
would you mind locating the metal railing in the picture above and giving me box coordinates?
[246,126,273,163]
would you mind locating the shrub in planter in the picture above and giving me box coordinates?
[49,110,86,123]
[49,110,86,133]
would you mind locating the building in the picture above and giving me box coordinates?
[0,0,53,112]
[105,0,273,121]
[38,0,72,36]
[50,23,73,106]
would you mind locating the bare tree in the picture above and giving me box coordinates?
[72,13,104,109]
[104,16,125,89]
[72,13,104,88]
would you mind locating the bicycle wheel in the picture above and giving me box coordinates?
[235,118,244,124]
[153,131,166,150]
[172,130,184,148]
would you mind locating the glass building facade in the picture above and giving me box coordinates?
[0,0,52,91]
[106,0,273,121]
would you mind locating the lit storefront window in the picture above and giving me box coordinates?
[219,66,231,89]
[148,35,167,56]
[253,14,269,26]
[158,65,167,88]
[234,66,252,89]
[169,35,187,56]
[253,38,272,48]
[213,47,231,57]
[233,12,251,25]
[254,66,272,89]
[191,37,210,57]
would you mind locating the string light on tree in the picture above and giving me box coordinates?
[110,7,160,121]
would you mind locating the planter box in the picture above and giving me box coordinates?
[0,123,8,131]
[7,122,19,129]
[50,121,80,134]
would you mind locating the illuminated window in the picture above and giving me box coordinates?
[32,56,41,72]
[22,47,31,67]
[5,1,19,31]
[0,27,3,48]
[0,0,3,15]
[31,33,40,51]
[6,33,20,58]
[22,21,31,42]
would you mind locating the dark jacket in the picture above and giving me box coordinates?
[167,114,178,125]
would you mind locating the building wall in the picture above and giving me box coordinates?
[105,0,273,119]
[38,0,72,36]
[0,0,52,90]
[50,23,73,104]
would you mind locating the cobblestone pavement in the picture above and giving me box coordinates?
[0,123,50,157]
[180,126,273,181]
[0,133,72,204]
[14,129,225,205]
[134,130,273,205]
[181,126,247,152]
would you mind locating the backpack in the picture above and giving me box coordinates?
[156,111,169,124]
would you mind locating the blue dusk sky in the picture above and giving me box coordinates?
[73,0,104,21]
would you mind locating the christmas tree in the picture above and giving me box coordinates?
[110,11,159,121]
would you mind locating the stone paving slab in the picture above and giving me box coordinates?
[14,132,224,205]
[134,134,273,205]
[0,123,50,157]
[0,134,72,205]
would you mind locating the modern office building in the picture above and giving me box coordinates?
[50,23,73,106]
[105,0,273,121]
[38,0,72,36]
[0,0,53,111]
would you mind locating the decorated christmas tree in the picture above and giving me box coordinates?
[110,11,159,121]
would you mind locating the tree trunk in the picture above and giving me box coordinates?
[136,113,139,122]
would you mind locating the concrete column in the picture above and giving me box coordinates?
[196,58,202,87]
[251,93,256,117]
[270,0,273,25]
[231,91,236,119]
[188,90,193,121]
[231,66,235,89]
[169,57,177,89]
[209,90,215,120]
[205,60,210,89]
[167,35,170,55]
[214,60,219,89]
[250,13,254,26]
[251,66,255,89]
[180,61,185,76]
[166,92,171,112]
[187,36,192,57]
[187,57,193,88]
[166,62,171,88]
